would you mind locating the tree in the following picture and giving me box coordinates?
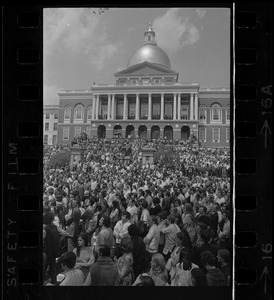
[154,145,180,169]
[48,149,71,169]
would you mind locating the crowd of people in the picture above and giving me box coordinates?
[43,135,231,286]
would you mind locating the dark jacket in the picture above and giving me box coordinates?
[89,256,118,286]
[131,236,150,277]
[206,268,227,286]
[192,243,219,272]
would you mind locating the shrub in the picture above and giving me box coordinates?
[48,149,71,168]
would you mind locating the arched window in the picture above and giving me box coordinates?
[226,107,230,122]
[74,104,84,120]
[64,106,71,120]
[210,104,222,122]
[199,105,207,121]
[87,105,93,120]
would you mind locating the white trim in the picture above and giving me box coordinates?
[226,127,230,143]
[199,127,206,142]
[63,127,69,140]
[210,104,222,123]
[212,127,220,143]
[74,126,82,137]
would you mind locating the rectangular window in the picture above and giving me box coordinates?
[52,135,57,145]
[87,106,93,119]
[75,126,81,137]
[164,98,173,117]
[212,128,220,143]
[226,109,230,122]
[86,126,91,138]
[53,123,58,131]
[43,135,48,144]
[140,97,148,118]
[45,123,49,131]
[116,98,124,117]
[199,128,206,142]
[226,128,230,143]
[181,106,188,120]
[54,113,58,119]
[63,127,69,140]
[45,114,50,119]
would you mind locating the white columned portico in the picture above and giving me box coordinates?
[111,94,115,120]
[194,92,198,120]
[190,93,194,121]
[123,94,127,120]
[95,94,99,120]
[177,93,181,120]
[136,93,140,120]
[160,93,164,120]
[173,93,176,120]
[107,94,111,120]
[148,93,152,120]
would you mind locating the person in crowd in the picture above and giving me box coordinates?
[173,247,199,286]
[94,215,115,261]
[201,250,227,286]
[143,215,160,263]
[113,211,132,258]
[110,200,120,230]
[182,203,196,245]
[156,211,168,254]
[149,253,169,286]
[72,232,94,280]
[128,224,150,279]
[190,268,208,286]
[161,215,181,262]
[43,211,60,285]
[57,251,85,286]
[116,236,134,286]
[140,200,150,224]
[217,248,231,285]
[150,197,162,216]
[217,211,231,249]
[84,244,119,286]
[126,198,138,224]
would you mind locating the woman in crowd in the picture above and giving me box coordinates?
[149,253,169,286]
[110,200,120,230]
[182,203,196,245]
[73,232,94,280]
[117,236,134,286]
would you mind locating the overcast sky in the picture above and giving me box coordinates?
[44,7,231,106]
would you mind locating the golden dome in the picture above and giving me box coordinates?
[127,24,171,69]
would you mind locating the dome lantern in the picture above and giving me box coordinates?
[144,23,156,45]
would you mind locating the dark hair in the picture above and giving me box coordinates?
[128,224,139,237]
[43,211,54,225]
[191,268,208,286]
[136,274,155,286]
[167,215,176,224]
[200,230,211,244]
[102,215,111,228]
[99,244,110,257]
[120,236,133,253]
[218,249,230,263]
[112,200,119,209]
[59,251,76,269]
[142,200,148,209]
[201,250,216,267]
[179,247,192,271]
[122,211,131,220]
[176,229,192,251]
[152,197,160,205]
[76,232,89,256]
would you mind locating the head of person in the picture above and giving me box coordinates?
[135,274,155,286]
[120,236,133,254]
[167,214,176,224]
[179,247,192,271]
[156,211,167,224]
[201,250,216,270]
[184,203,193,214]
[142,200,149,209]
[217,249,230,265]
[77,232,89,248]
[147,215,157,227]
[191,268,208,286]
[176,230,192,249]
[152,197,160,206]
[99,215,111,228]
[58,251,77,270]
[112,200,119,210]
[199,230,211,244]
[199,206,207,215]
[99,244,111,257]
[43,211,54,225]
[121,211,131,223]
[151,253,166,274]
[128,224,139,237]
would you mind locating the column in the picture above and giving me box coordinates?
[195,93,198,120]
[173,93,176,120]
[111,94,115,120]
[123,94,127,120]
[107,94,111,120]
[96,95,99,120]
[92,96,96,120]
[177,93,181,120]
[148,93,152,120]
[160,93,164,120]
[136,93,140,120]
[190,93,193,120]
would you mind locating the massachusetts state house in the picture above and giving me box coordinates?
[55,24,230,147]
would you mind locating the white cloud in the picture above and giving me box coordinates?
[152,8,201,54]
[43,82,60,105]
[195,8,206,18]
[44,8,121,70]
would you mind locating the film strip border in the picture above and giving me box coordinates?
[2,4,272,299]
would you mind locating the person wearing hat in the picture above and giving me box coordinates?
[57,251,84,286]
